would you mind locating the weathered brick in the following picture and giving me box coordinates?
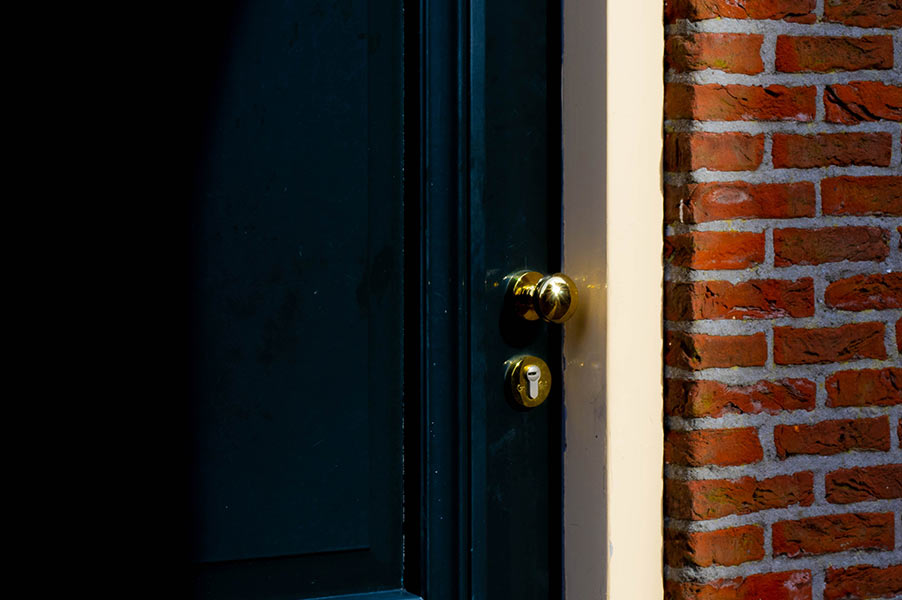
[774,323,887,364]
[665,0,816,22]
[774,226,890,266]
[665,473,814,521]
[773,513,894,557]
[661,4,901,593]
[665,572,812,600]
[665,378,816,418]
[772,133,892,168]
[666,279,814,321]
[665,84,815,121]
[826,464,902,504]
[824,0,902,28]
[666,34,765,74]
[822,176,902,216]
[665,231,765,270]
[665,182,816,224]
[665,132,764,172]
[827,368,902,407]
[825,82,902,124]
[774,416,891,458]
[826,564,902,600]
[776,36,893,72]
[825,273,902,311]
[665,526,765,568]
[666,428,763,467]
[666,331,767,371]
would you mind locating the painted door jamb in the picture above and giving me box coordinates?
[562,0,665,598]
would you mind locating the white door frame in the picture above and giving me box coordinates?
[562,1,664,598]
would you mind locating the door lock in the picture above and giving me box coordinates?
[524,365,541,399]
[506,355,551,408]
[506,271,579,324]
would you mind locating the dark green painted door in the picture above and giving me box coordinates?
[187,1,562,599]
[188,1,404,598]
[470,2,562,598]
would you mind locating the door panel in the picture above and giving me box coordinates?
[188,0,404,597]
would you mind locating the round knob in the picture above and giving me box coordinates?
[507,271,579,324]
[535,273,578,323]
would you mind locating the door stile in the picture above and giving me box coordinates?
[416,0,562,598]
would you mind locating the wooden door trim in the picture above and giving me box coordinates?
[410,0,474,598]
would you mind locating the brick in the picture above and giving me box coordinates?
[665,132,764,172]
[897,319,902,352]
[665,378,816,418]
[824,0,902,28]
[665,572,812,600]
[774,416,891,458]
[827,368,902,407]
[826,464,902,504]
[772,133,892,168]
[665,473,814,521]
[666,331,767,371]
[773,513,894,557]
[776,36,893,73]
[665,181,815,224]
[774,323,887,365]
[825,82,902,124]
[822,176,902,216]
[774,226,890,266]
[665,84,815,121]
[665,0,816,22]
[826,564,902,600]
[825,273,902,311]
[666,34,764,74]
[665,231,765,270]
[664,526,765,568]
[665,278,814,321]
[665,428,763,467]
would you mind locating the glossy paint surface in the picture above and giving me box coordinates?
[188,0,404,596]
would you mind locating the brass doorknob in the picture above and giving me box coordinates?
[507,271,579,324]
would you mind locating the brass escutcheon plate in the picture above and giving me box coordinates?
[505,355,551,408]
[507,270,544,321]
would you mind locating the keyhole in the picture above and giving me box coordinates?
[525,365,541,399]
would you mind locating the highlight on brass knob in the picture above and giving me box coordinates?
[505,355,551,408]
[507,270,579,324]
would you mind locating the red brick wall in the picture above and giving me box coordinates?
[663,1,902,598]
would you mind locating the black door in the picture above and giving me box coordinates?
[187,1,562,598]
